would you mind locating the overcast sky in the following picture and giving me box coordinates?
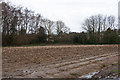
[7,0,119,32]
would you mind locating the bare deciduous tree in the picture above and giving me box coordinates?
[55,20,70,35]
[41,19,54,41]
[107,16,115,30]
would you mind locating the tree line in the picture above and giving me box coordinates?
[1,2,70,46]
[1,2,119,46]
[80,15,119,44]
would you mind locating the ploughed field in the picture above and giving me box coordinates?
[2,45,118,78]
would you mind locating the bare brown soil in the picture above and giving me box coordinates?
[2,45,118,78]
[93,64,118,78]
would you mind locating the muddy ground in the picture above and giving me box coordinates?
[93,64,118,78]
[2,45,118,78]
